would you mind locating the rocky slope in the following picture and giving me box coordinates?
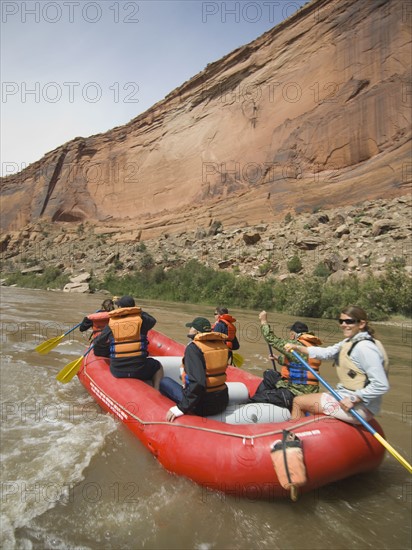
[1,0,411,242]
[1,195,411,291]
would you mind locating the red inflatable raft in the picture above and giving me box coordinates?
[77,329,385,499]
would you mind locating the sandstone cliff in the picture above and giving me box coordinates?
[1,0,411,241]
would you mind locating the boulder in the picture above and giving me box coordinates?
[371,219,398,236]
[21,266,43,274]
[218,260,233,269]
[0,234,11,252]
[63,282,90,293]
[243,233,261,245]
[335,225,350,238]
[70,272,91,284]
[327,270,351,283]
[295,237,323,250]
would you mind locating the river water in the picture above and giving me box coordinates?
[1,287,411,550]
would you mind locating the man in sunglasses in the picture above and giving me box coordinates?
[285,305,389,423]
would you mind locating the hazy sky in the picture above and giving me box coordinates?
[1,0,307,176]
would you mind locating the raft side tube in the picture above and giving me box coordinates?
[207,402,291,424]
[152,355,182,383]
[153,355,290,424]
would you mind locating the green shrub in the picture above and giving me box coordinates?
[258,262,272,276]
[4,258,411,321]
[287,255,302,273]
[313,262,331,278]
[107,261,409,320]
[3,266,69,290]
[140,252,154,270]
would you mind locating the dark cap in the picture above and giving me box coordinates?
[185,317,211,332]
[289,321,308,334]
[115,295,135,308]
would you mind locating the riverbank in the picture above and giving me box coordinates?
[2,257,411,322]
[1,195,411,320]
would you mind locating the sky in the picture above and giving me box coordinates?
[1,0,307,177]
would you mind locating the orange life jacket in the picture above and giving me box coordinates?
[212,314,237,349]
[108,307,146,359]
[87,311,110,339]
[183,332,229,392]
[282,333,322,386]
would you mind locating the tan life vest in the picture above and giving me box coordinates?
[281,333,322,386]
[336,337,389,390]
[108,306,145,359]
[191,332,229,392]
[87,311,110,339]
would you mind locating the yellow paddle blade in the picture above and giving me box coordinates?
[35,334,65,355]
[55,356,83,384]
[374,433,412,474]
[232,353,244,368]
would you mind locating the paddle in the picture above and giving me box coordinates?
[232,352,244,368]
[290,350,412,474]
[55,345,94,384]
[35,321,84,355]
[268,344,278,371]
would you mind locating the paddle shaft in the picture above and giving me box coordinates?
[63,321,83,337]
[268,344,278,371]
[291,350,412,474]
[83,344,94,357]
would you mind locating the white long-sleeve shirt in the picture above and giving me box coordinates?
[307,332,389,415]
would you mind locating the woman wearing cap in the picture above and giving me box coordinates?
[284,305,389,423]
[257,311,323,407]
[93,295,163,389]
[160,317,230,422]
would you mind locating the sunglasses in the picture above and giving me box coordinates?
[338,318,358,325]
[214,312,219,315]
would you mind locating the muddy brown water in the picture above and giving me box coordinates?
[1,287,411,549]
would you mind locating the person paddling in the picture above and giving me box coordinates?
[284,305,389,423]
[93,296,163,389]
[79,298,115,357]
[251,311,322,410]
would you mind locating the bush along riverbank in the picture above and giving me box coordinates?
[3,259,411,321]
[1,196,411,320]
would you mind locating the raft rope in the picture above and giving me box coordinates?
[82,356,324,442]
